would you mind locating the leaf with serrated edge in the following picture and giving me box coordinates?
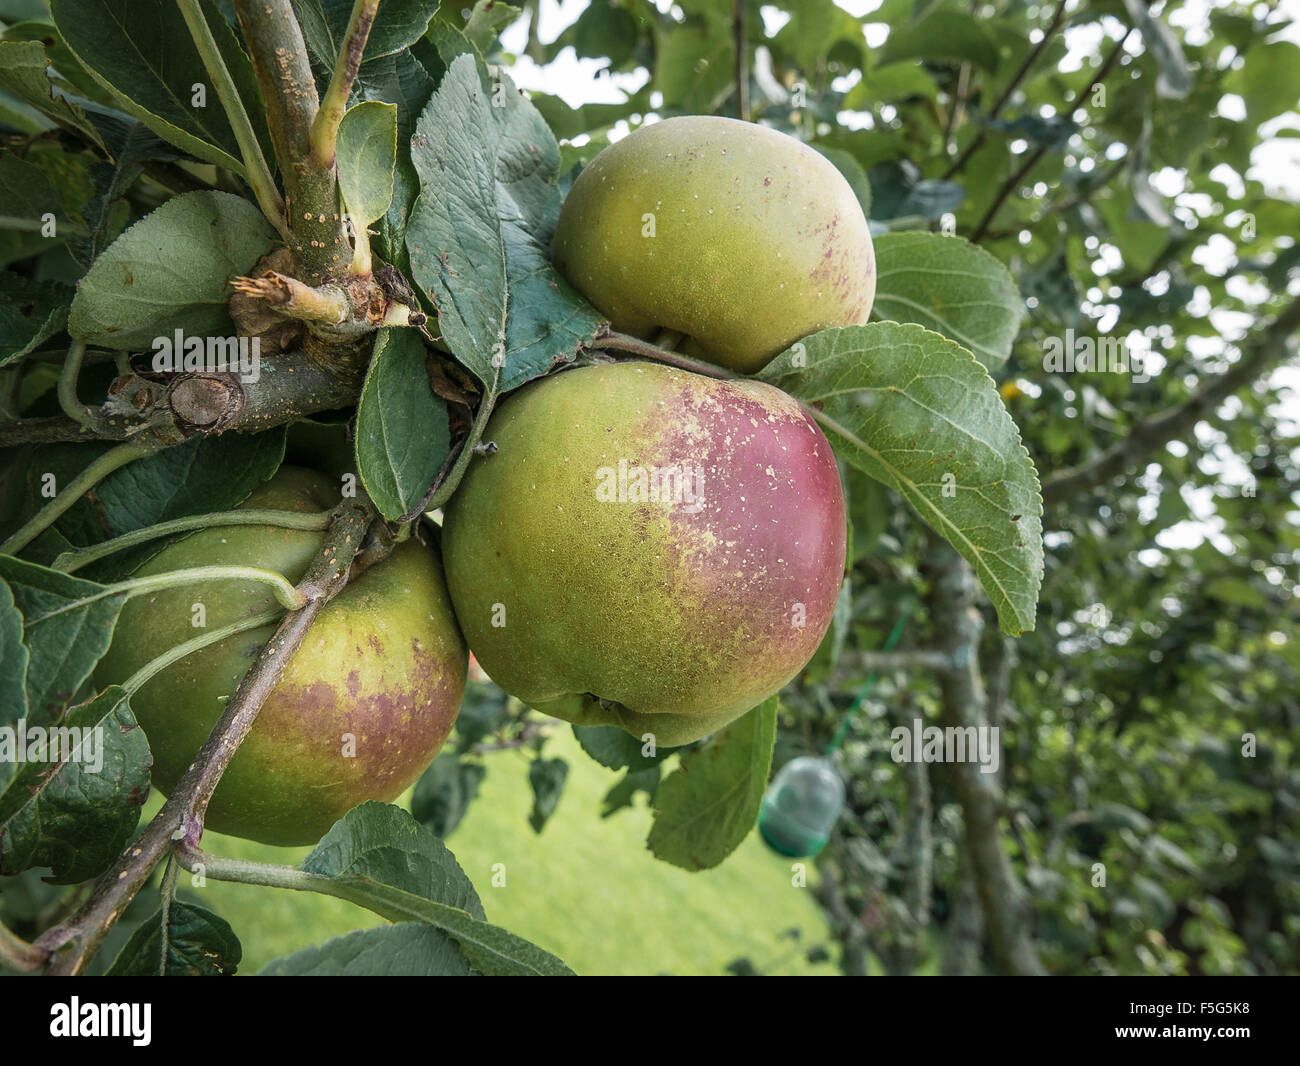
[647,697,778,871]
[49,0,269,173]
[260,923,471,976]
[68,190,275,349]
[760,322,1043,635]
[0,41,106,152]
[355,328,450,520]
[0,686,151,884]
[405,54,604,390]
[105,899,240,975]
[872,231,1024,369]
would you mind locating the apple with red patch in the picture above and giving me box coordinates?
[95,466,467,846]
[441,361,846,746]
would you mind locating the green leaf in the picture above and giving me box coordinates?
[647,697,778,871]
[410,753,486,838]
[811,144,872,217]
[406,54,604,389]
[355,327,450,520]
[298,0,441,65]
[871,231,1024,369]
[336,100,397,229]
[0,686,151,883]
[301,801,487,921]
[1224,40,1300,123]
[0,556,127,723]
[0,150,65,268]
[760,322,1043,635]
[0,273,70,366]
[0,578,29,796]
[460,0,521,54]
[527,757,568,833]
[298,802,574,975]
[49,0,270,174]
[260,923,472,976]
[653,12,732,114]
[572,1,640,66]
[0,40,106,151]
[601,765,660,818]
[105,898,241,975]
[878,7,1000,73]
[572,724,682,771]
[68,190,276,349]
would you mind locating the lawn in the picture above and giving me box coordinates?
[174,725,839,975]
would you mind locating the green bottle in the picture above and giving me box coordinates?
[759,756,845,858]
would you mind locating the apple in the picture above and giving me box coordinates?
[95,466,467,846]
[440,361,846,746]
[551,115,876,374]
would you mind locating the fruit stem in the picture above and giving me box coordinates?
[589,330,739,381]
[0,920,44,973]
[102,566,308,610]
[0,439,165,556]
[52,509,334,574]
[57,338,92,429]
[425,366,501,513]
[121,608,284,696]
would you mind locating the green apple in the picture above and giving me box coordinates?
[551,115,875,374]
[95,466,467,846]
[441,361,846,746]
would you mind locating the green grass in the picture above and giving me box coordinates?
[167,726,838,975]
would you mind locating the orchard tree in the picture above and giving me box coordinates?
[0,0,1294,978]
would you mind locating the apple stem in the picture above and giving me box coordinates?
[590,330,739,381]
[52,509,334,574]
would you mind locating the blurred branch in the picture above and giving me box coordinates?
[943,0,1070,179]
[1042,294,1300,504]
[970,29,1134,242]
[733,0,749,121]
[34,496,375,974]
[924,534,1045,975]
[830,647,954,685]
[940,856,986,974]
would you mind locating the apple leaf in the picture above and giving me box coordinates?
[49,0,270,174]
[760,322,1043,635]
[299,802,574,975]
[0,273,71,367]
[527,757,569,833]
[297,0,440,65]
[0,579,29,796]
[405,53,604,390]
[68,190,276,349]
[0,40,106,152]
[0,685,151,884]
[355,329,451,522]
[105,899,241,976]
[336,101,397,230]
[878,8,1000,72]
[572,724,682,771]
[410,753,486,839]
[871,231,1025,370]
[260,923,472,976]
[0,557,127,724]
[647,696,778,871]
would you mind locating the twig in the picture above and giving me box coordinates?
[425,364,502,513]
[589,329,738,380]
[33,494,375,974]
[829,647,955,685]
[176,0,287,235]
[970,29,1133,242]
[0,921,44,973]
[943,0,1071,179]
[1041,294,1300,504]
[311,0,381,168]
[233,0,345,281]
[56,339,92,428]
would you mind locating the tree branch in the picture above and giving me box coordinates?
[310,0,380,169]
[942,0,1070,179]
[1042,294,1300,504]
[33,494,375,975]
[732,0,749,121]
[923,534,1045,975]
[970,29,1133,242]
[233,0,346,281]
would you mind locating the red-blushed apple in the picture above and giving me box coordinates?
[441,361,847,745]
